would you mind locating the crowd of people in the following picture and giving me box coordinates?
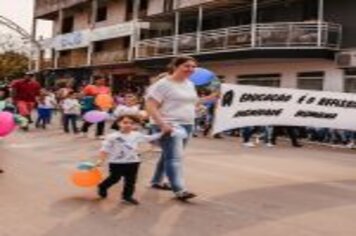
[1,56,356,204]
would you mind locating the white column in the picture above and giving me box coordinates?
[174,11,180,55]
[196,5,203,53]
[317,0,324,47]
[55,9,64,69]
[54,50,59,69]
[129,0,140,61]
[30,18,37,71]
[251,0,258,48]
[88,0,97,66]
[91,0,98,28]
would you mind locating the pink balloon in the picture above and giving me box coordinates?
[83,111,109,123]
[0,112,16,137]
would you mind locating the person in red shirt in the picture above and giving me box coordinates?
[11,72,41,129]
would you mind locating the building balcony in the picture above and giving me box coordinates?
[35,0,88,18]
[58,53,87,68]
[92,50,129,65]
[40,59,55,70]
[174,0,217,9]
[136,22,342,59]
[39,22,138,51]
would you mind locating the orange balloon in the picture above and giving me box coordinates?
[95,94,114,109]
[83,85,99,96]
[71,168,103,188]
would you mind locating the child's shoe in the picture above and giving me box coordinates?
[175,191,197,201]
[97,187,107,199]
[122,198,140,205]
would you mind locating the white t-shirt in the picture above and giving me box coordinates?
[62,98,81,115]
[113,104,140,118]
[38,96,55,109]
[100,131,162,164]
[146,77,198,125]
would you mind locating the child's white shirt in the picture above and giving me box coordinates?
[113,105,140,118]
[62,98,81,115]
[38,96,54,109]
[101,131,162,164]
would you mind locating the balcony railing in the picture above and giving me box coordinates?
[40,59,55,70]
[92,50,129,65]
[136,22,342,59]
[58,54,87,68]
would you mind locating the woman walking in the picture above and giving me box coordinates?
[146,56,199,201]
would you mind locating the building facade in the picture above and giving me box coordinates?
[33,0,356,93]
[34,0,149,92]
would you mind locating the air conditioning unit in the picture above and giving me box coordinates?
[336,51,356,68]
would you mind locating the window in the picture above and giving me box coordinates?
[217,75,226,83]
[344,69,356,93]
[303,0,318,21]
[164,0,174,12]
[237,74,281,87]
[62,16,74,33]
[93,41,104,53]
[297,72,324,91]
[60,50,70,57]
[126,0,133,20]
[96,5,108,22]
[140,0,148,11]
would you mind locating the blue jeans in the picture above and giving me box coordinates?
[151,124,193,193]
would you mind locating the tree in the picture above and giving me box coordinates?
[0,34,29,81]
[0,51,28,80]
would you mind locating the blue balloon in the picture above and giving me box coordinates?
[77,161,96,170]
[189,68,216,86]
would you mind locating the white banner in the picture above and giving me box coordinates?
[213,84,356,134]
[54,30,90,51]
[91,22,134,42]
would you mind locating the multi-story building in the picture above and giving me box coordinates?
[34,0,356,93]
[136,0,356,93]
[33,0,149,91]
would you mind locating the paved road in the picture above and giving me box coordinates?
[1,125,356,236]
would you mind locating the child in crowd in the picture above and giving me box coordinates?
[36,91,55,129]
[62,92,81,134]
[0,87,13,174]
[111,93,141,130]
[0,87,15,113]
[97,114,163,205]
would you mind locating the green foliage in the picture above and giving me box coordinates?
[0,51,28,80]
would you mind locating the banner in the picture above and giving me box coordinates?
[213,84,356,134]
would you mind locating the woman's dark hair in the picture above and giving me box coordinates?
[0,87,10,99]
[167,56,197,74]
[116,114,141,124]
[67,91,75,97]
[93,74,107,81]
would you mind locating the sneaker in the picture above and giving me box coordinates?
[97,188,107,199]
[243,142,256,148]
[96,135,105,140]
[266,143,275,148]
[122,198,140,205]
[346,142,355,149]
[78,132,88,138]
[292,143,303,148]
[151,183,172,191]
[176,191,197,201]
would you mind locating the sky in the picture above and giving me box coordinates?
[0,0,52,39]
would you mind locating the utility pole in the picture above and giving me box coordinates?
[0,15,41,71]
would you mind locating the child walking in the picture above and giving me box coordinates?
[62,92,81,134]
[97,114,162,205]
[36,91,54,129]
